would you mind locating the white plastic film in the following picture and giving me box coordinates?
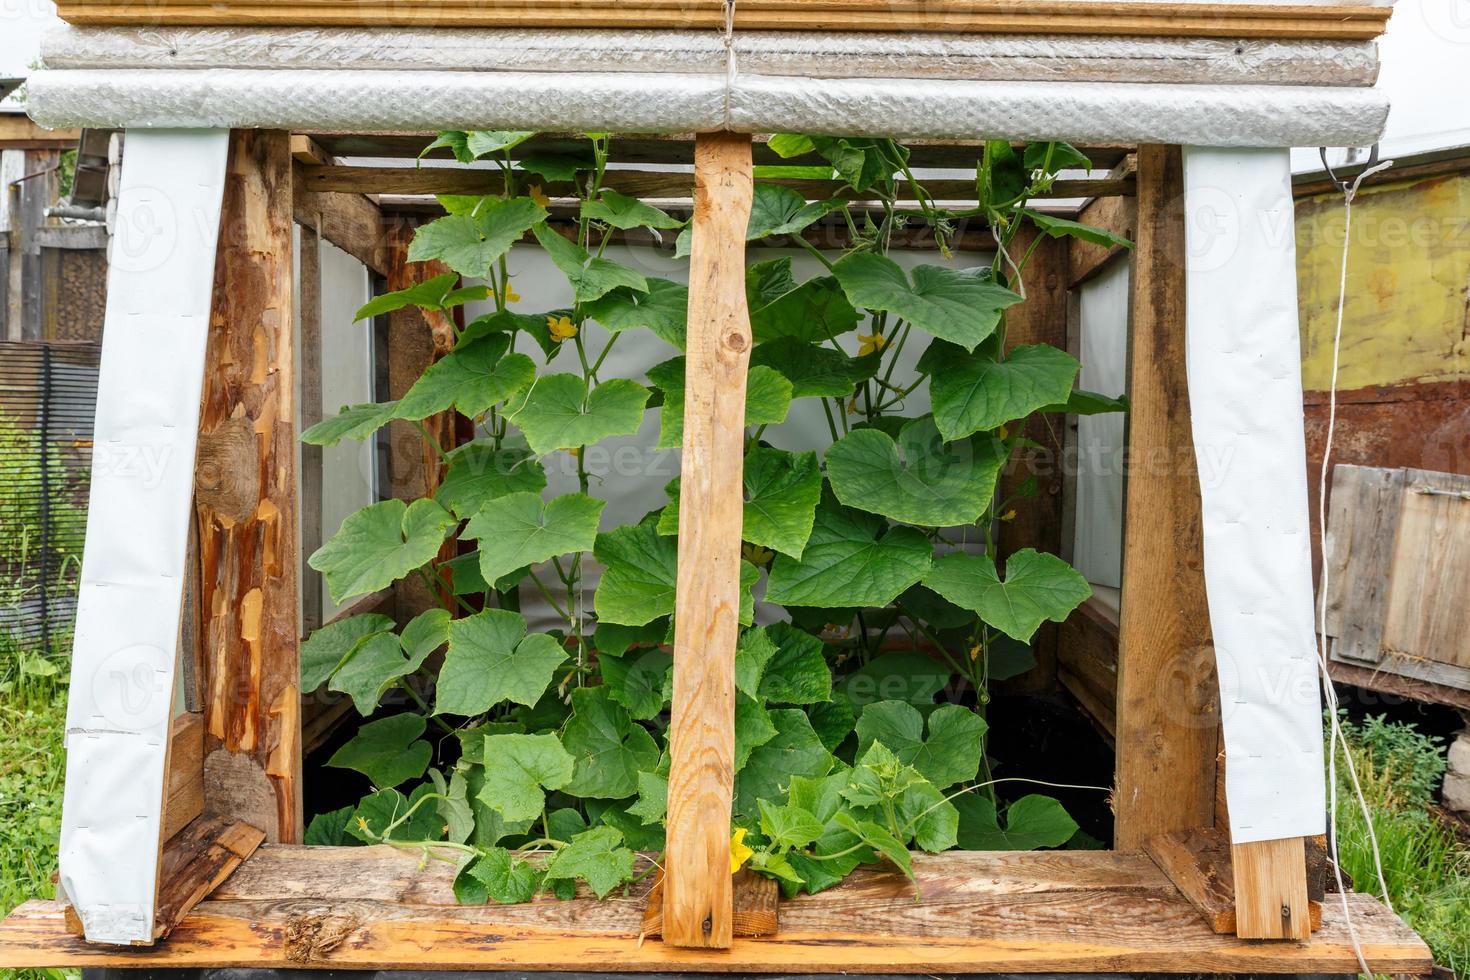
[40,26,1380,87]
[25,68,1390,147]
[1183,146,1326,844]
[57,128,229,944]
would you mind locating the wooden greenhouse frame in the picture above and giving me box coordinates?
[0,0,1434,973]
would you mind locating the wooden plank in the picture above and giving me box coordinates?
[292,183,389,278]
[663,131,754,950]
[0,117,81,148]
[1328,657,1470,713]
[1112,144,1218,852]
[995,228,1069,696]
[307,133,1134,173]
[298,220,324,633]
[1231,837,1311,940]
[641,870,778,939]
[1146,827,1323,935]
[152,817,266,941]
[53,0,1394,40]
[298,164,1131,202]
[1057,597,1119,741]
[162,712,206,841]
[0,848,1430,973]
[197,129,303,845]
[1380,469,1470,669]
[1068,192,1137,287]
[1322,463,1405,665]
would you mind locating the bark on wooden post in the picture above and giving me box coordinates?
[1113,144,1219,851]
[663,131,754,950]
[195,129,303,844]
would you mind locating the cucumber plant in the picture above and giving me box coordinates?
[300,131,1129,902]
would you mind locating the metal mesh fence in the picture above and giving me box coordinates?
[0,340,100,656]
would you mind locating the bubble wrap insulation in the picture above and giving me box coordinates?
[27,66,1388,146]
[40,25,1379,87]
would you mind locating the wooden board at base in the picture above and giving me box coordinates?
[0,847,1430,974]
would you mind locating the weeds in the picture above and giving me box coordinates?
[1334,711,1470,976]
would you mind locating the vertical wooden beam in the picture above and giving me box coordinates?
[383,218,455,620]
[1233,837,1312,939]
[663,131,753,950]
[997,229,1069,695]
[1113,144,1218,851]
[196,130,302,844]
[298,220,324,632]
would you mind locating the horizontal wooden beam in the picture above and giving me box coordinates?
[292,173,390,278]
[3,847,1428,973]
[0,116,81,148]
[55,0,1392,40]
[304,132,1136,173]
[299,164,1133,202]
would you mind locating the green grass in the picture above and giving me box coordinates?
[1333,712,1470,977]
[0,640,73,980]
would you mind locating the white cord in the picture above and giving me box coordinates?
[721,0,737,131]
[1314,150,1394,978]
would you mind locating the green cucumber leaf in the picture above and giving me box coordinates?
[478,732,575,823]
[394,333,537,421]
[658,446,822,559]
[765,499,933,608]
[922,341,1080,440]
[583,278,689,350]
[327,714,431,789]
[308,498,456,605]
[833,253,1021,352]
[955,793,1078,850]
[506,374,651,455]
[462,491,605,586]
[924,548,1092,642]
[435,609,567,715]
[826,416,1006,527]
[854,700,985,789]
[408,196,546,278]
[561,687,661,799]
[533,223,647,303]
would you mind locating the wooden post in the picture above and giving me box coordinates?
[662,131,753,950]
[996,228,1069,695]
[1233,837,1312,939]
[196,130,303,844]
[1112,144,1219,851]
[299,220,324,633]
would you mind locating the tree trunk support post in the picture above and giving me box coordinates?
[1117,144,1310,940]
[662,131,754,950]
[196,129,303,845]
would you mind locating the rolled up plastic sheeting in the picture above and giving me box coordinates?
[1183,146,1326,844]
[40,25,1380,87]
[57,128,229,944]
[26,68,1389,147]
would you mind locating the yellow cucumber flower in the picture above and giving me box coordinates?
[501,282,521,304]
[547,314,578,343]
[856,332,887,357]
[742,543,774,567]
[730,827,754,873]
[529,185,551,209]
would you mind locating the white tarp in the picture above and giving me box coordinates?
[57,128,229,944]
[1183,146,1326,844]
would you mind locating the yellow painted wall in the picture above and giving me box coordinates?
[1296,171,1470,392]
